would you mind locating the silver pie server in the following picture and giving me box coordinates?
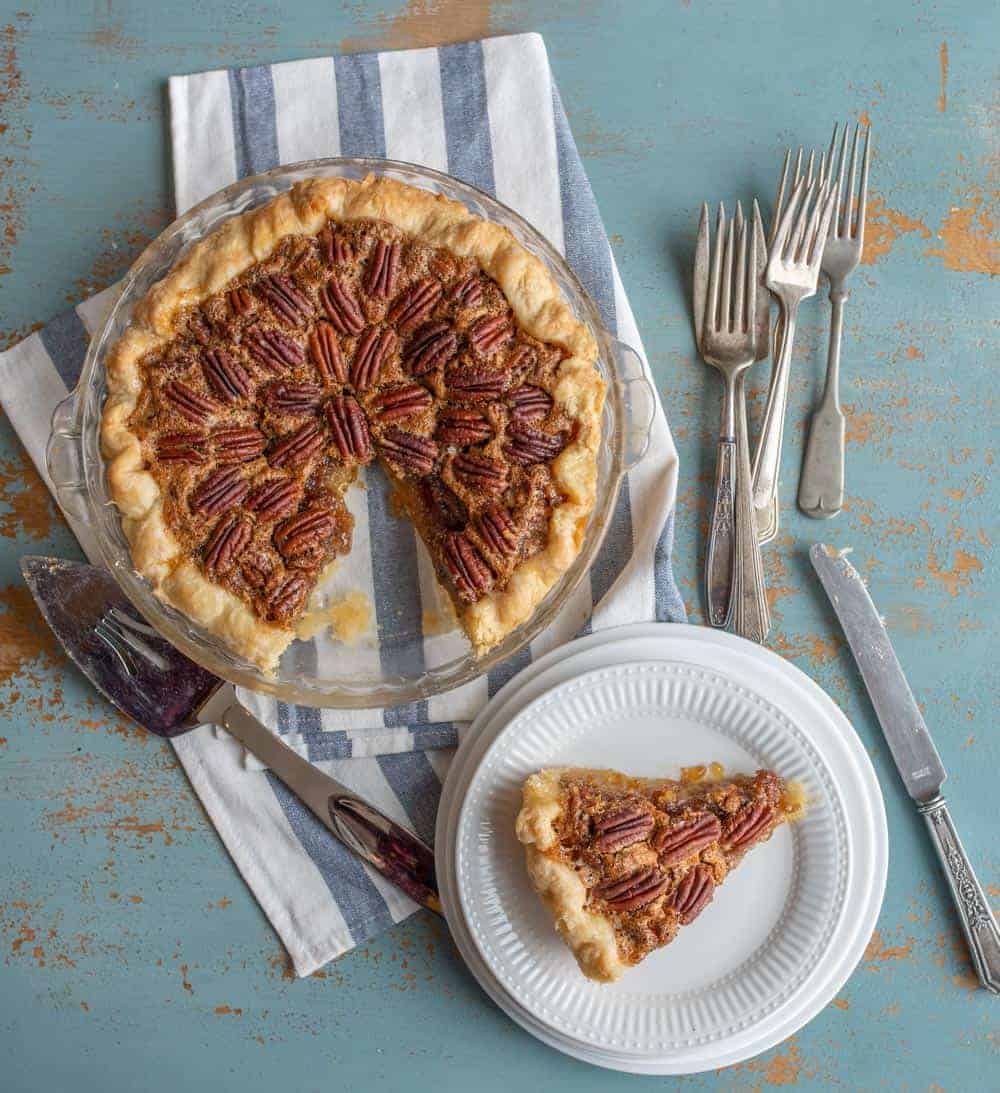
[20,555,440,916]
[811,544,998,994]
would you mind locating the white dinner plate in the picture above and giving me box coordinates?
[437,623,887,1074]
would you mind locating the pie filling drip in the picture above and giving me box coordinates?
[129,216,576,632]
[518,767,804,976]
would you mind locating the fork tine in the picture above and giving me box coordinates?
[733,202,747,332]
[788,176,817,262]
[797,177,828,264]
[833,122,849,238]
[772,175,807,264]
[809,180,838,266]
[748,199,760,334]
[854,125,871,241]
[841,123,861,237]
[770,148,792,247]
[721,209,735,331]
[707,203,725,332]
[804,149,816,188]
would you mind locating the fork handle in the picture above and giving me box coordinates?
[731,374,770,643]
[751,300,799,532]
[705,436,736,628]
[798,288,848,518]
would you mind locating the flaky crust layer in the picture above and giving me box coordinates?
[101,176,602,670]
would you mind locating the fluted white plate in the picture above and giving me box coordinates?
[446,627,886,1072]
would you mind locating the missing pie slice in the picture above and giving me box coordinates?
[515,766,804,982]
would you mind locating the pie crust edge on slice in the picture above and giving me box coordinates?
[100,175,603,670]
[515,766,805,983]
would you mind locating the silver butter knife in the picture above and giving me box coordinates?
[810,544,998,993]
[20,556,440,916]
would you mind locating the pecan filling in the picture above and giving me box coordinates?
[128,217,574,632]
[546,769,795,967]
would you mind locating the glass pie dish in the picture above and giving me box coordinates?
[47,158,654,709]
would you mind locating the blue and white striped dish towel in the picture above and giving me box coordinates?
[0,33,684,976]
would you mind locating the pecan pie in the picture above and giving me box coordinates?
[515,766,804,982]
[101,176,603,670]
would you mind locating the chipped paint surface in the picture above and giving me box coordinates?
[0,1,997,1091]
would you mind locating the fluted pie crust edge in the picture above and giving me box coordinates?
[100,176,603,670]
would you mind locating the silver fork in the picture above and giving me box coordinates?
[751,173,838,541]
[798,122,871,518]
[695,201,770,641]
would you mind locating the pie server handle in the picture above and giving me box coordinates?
[197,684,441,915]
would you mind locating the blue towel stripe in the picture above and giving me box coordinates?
[39,307,90,389]
[333,53,386,158]
[265,772,395,944]
[438,41,496,195]
[376,751,442,847]
[551,85,634,611]
[227,66,280,178]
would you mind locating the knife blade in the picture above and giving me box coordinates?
[809,543,946,803]
[20,556,440,915]
[810,543,999,994]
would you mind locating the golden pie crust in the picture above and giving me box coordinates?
[516,766,804,982]
[101,176,603,670]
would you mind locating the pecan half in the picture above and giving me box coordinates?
[308,322,346,384]
[591,866,669,913]
[452,452,508,493]
[324,395,372,462]
[363,239,402,299]
[420,477,468,530]
[668,864,716,925]
[652,813,722,866]
[245,328,305,373]
[268,421,326,469]
[388,278,442,332]
[469,314,513,356]
[319,226,353,265]
[212,426,266,464]
[189,467,249,516]
[265,574,309,622]
[320,277,365,335]
[202,348,251,404]
[405,321,458,376]
[264,381,323,415]
[436,408,492,447]
[156,431,207,465]
[228,287,255,318]
[476,506,519,557]
[378,427,438,477]
[187,309,218,346]
[203,515,253,575]
[442,532,493,599]
[373,383,433,422]
[504,423,566,464]
[446,367,506,402]
[593,805,655,852]
[723,802,774,851]
[350,327,398,392]
[508,384,552,422]
[163,380,218,425]
[259,273,313,327]
[447,274,484,308]
[274,506,336,561]
[246,478,300,520]
[240,555,273,589]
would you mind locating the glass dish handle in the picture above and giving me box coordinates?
[612,340,655,471]
[47,388,90,523]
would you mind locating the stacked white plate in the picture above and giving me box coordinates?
[435,623,888,1075]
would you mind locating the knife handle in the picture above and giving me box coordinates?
[919,797,999,994]
[214,692,440,914]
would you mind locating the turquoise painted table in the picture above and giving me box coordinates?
[1,2,996,1088]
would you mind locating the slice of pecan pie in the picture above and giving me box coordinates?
[101,176,603,670]
[515,766,804,982]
